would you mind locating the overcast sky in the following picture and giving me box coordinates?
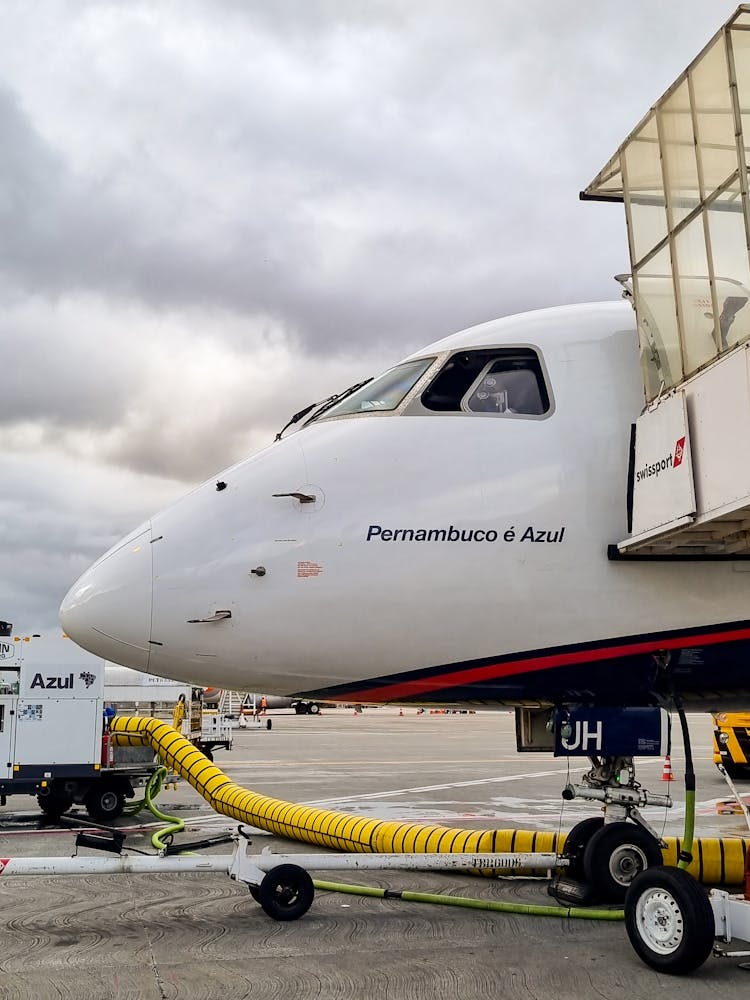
[0,0,733,638]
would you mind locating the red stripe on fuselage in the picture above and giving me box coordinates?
[351,625,750,702]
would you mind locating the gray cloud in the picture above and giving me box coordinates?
[0,1,721,354]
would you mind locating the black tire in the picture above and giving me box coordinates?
[722,760,750,781]
[308,703,320,715]
[294,703,307,715]
[248,884,261,903]
[561,817,604,880]
[37,790,74,819]
[84,782,125,822]
[583,821,663,902]
[258,864,314,921]
[625,867,715,974]
[266,719,272,730]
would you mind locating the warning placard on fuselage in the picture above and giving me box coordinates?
[553,707,669,757]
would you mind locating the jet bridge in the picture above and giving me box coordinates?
[584,5,750,556]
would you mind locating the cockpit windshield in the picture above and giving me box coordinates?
[315,358,435,420]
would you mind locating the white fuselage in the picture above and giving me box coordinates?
[59,302,750,708]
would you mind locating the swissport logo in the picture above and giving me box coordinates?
[636,437,686,483]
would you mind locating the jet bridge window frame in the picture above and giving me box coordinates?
[408,345,553,419]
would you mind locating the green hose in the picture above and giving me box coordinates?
[120,764,190,852]
[679,788,696,871]
[312,879,624,920]
[123,766,167,816]
[143,769,186,852]
[675,706,696,872]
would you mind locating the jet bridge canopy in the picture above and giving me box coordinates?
[584,6,750,555]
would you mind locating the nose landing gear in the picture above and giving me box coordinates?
[556,755,669,903]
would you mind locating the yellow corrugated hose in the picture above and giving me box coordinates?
[111,715,748,885]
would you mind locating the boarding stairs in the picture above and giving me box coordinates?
[218,690,252,717]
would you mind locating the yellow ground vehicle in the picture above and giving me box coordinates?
[712,713,750,779]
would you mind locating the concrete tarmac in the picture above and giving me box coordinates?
[0,709,747,999]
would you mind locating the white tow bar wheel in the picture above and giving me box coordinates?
[625,867,715,975]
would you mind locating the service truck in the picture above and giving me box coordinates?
[0,623,162,821]
[104,663,233,758]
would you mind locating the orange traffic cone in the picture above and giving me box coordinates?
[661,755,674,781]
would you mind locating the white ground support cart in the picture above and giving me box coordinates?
[0,626,161,821]
[104,664,235,758]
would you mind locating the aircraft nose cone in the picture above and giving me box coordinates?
[59,524,153,670]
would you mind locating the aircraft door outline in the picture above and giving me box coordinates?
[0,700,15,780]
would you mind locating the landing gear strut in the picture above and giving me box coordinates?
[558,755,669,902]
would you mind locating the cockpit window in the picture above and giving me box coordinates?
[319,358,435,419]
[421,348,550,416]
[465,360,546,414]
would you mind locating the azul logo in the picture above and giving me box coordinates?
[0,642,15,660]
[30,672,74,690]
[635,437,687,483]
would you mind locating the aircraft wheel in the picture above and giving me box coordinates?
[561,817,604,880]
[258,864,314,921]
[625,867,715,974]
[308,703,320,715]
[294,703,307,715]
[583,821,663,902]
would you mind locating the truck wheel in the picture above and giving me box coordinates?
[625,867,715,974]
[37,790,74,819]
[722,760,750,781]
[85,782,125,822]
[258,864,314,921]
[583,821,663,902]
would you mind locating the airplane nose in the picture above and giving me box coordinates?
[59,524,153,670]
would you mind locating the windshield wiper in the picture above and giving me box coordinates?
[304,378,373,424]
[275,403,318,441]
[274,378,373,442]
